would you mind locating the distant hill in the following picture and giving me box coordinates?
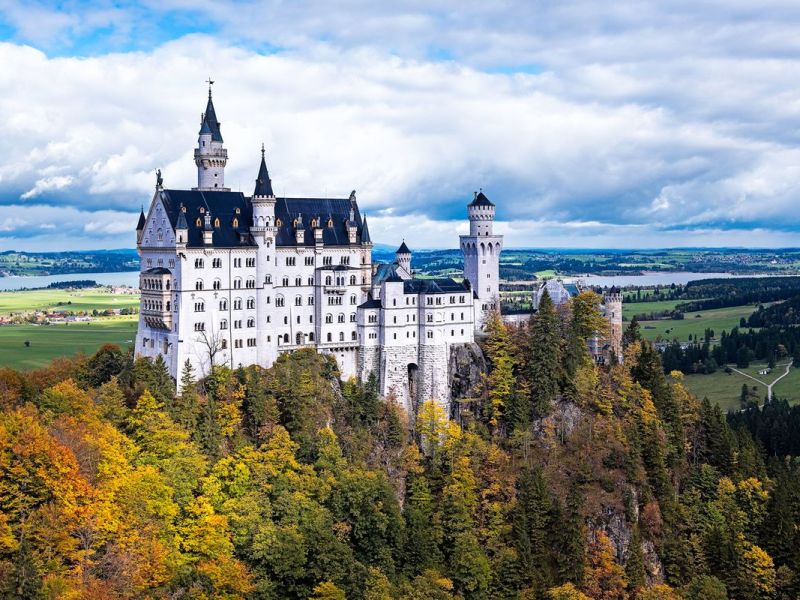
[0,249,139,277]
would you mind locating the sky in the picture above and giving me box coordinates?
[1,1,800,251]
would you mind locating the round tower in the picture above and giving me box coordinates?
[460,190,503,319]
[193,83,229,191]
[604,288,623,359]
[396,241,412,278]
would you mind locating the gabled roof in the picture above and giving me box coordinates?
[136,209,146,230]
[200,92,223,143]
[274,197,367,247]
[397,241,411,254]
[158,189,255,248]
[359,295,382,309]
[469,191,494,207]
[175,209,188,230]
[253,148,274,197]
[403,278,470,295]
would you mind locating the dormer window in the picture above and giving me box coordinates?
[199,207,205,214]
[214,218,220,228]
[311,218,318,227]
[293,218,298,228]
[235,207,241,214]
[327,218,333,228]
[232,217,239,228]
[181,206,187,213]
[195,218,202,227]
[276,218,282,227]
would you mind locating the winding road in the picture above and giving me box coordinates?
[729,361,793,404]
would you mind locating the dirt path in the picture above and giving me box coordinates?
[729,361,792,403]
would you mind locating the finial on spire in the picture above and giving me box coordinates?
[473,190,478,200]
[206,77,215,97]
[261,143,265,158]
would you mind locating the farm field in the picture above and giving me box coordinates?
[0,317,137,370]
[637,304,759,342]
[683,361,799,413]
[0,287,139,315]
[622,299,684,319]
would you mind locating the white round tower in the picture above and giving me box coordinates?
[193,83,229,191]
[460,190,503,320]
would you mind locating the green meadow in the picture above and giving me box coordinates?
[0,317,138,370]
[0,287,139,315]
[636,304,759,342]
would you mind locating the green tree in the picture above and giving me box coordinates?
[513,467,555,591]
[403,475,443,575]
[528,289,562,418]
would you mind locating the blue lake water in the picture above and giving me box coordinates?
[562,271,780,288]
[0,271,140,291]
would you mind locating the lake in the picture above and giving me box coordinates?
[0,271,140,291]
[561,271,780,288]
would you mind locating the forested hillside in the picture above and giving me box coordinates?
[0,291,797,599]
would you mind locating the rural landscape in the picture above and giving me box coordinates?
[4,1,800,599]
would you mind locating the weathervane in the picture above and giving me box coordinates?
[206,77,215,96]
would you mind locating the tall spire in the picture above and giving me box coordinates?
[361,215,371,243]
[253,144,275,197]
[199,79,223,142]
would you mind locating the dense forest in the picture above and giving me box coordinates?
[0,290,798,599]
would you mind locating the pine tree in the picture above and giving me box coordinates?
[625,526,646,592]
[403,475,443,575]
[529,289,562,418]
[622,316,641,348]
[173,359,202,432]
[513,467,555,591]
[558,481,587,586]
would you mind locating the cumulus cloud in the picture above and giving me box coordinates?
[0,1,799,249]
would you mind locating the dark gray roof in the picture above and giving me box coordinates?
[175,209,188,230]
[403,278,471,294]
[144,267,171,275]
[136,209,146,230]
[159,189,256,248]
[200,93,223,143]
[359,296,382,309]
[361,216,371,243]
[274,197,367,247]
[253,149,274,197]
[469,191,494,207]
[397,241,411,254]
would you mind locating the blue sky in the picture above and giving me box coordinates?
[2,1,800,250]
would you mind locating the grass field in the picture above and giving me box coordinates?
[683,361,800,412]
[637,304,758,342]
[0,287,139,315]
[0,317,138,370]
[623,299,684,319]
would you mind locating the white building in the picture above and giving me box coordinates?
[135,87,502,413]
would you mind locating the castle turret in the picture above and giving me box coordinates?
[193,83,229,191]
[396,240,412,278]
[202,211,214,245]
[460,190,503,320]
[604,287,623,359]
[136,207,146,246]
[175,204,188,249]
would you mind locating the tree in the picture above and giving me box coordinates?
[310,581,347,600]
[684,575,727,600]
[94,376,128,426]
[528,289,562,418]
[735,544,775,600]
[547,583,591,600]
[513,467,555,591]
[582,530,628,600]
[403,475,442,575]
[172,359,202,432]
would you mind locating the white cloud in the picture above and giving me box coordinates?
[0,2,800,248]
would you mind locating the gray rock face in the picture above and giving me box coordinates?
[448,342,486,418]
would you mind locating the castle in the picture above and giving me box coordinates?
[135,87,500,413]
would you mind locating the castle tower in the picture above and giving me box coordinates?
[460,190,503,314]
[604,288,623,359]
[396,241,412,279]
[194,83,229,191]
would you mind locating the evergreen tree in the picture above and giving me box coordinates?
[625,526,647,592]
[528,289,562,418]
[173,359,202,432]
[403,475,443,575]
[513,467,555,591]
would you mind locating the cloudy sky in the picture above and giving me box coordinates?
[1,1,800,250]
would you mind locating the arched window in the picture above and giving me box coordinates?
[349,275,356,285]
[325,276,332,285]
[157,228,163,241]
[325,314,333,324]
[338,313,345,323]
[276,295,285,307]
[350,313,356,322]
[195,217,202,227]
[247,318,255,328]
[296,332,303,345]
[219,299,228,310]
[327,332,332,342]
[247,298,255,309]
[220,319,228,330]
[232,217,239,228]
[214,217,220,228]
[283,334,290,344]
[351,331,357,340]
[213,279,221,290]
[276,218,282,226]
[350,295,357,305]
[195,280,203,290]
[339,332,345,341]
[195,258,204,268]
[327,218,333,228]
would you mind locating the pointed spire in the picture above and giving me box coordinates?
[199,81,223,142]
[175,204,188,230]
[397,240,411,255]
[361,216,371,243]
[136,207,146,231]
[253,145,275,197]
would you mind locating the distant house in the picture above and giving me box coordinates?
[758,368,771,375]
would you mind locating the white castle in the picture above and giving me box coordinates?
[135,87,501,412]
